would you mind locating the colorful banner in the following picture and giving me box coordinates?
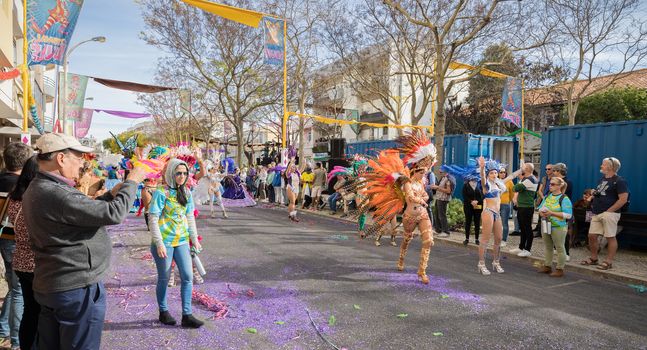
[59,72,89,121]
[501,77,522,127]
[27,0,85,66]
[94,109,151,119]
[0,68,20,81]
[180,0,264,28]
[74,108,93,138]
[263,17,284,66]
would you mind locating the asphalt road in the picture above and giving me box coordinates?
[101,205,647,350]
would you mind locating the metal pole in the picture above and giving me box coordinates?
[22,0,28,133]
[62,56,68,134]
[521,79,525,162]
[281,19,288,148]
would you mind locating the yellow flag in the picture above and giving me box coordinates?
[181,0,264,28]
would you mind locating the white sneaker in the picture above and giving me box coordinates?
[438,233,450,238]
[500,241,508,247]
[517,250,531,257]
[508,248,522,254]
[566,255,571,262]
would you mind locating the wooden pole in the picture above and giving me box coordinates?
[520,79,525,162]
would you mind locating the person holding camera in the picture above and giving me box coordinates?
[581,157,629,270]
[537,177,573,277]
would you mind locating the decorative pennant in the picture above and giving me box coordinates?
[263,17,284,66]
[59,72,89,121]
[27,0,85,66]
[501,77,522,127]
[74,108,93,138]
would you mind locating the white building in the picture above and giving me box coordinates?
[0,0,51,148]
[310,47,471,144]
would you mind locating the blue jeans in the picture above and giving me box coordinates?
[328,192,341,212]
[34,282,106,350]
[500,203,511,241]
[151,243,193,315]
[0,239,23,347]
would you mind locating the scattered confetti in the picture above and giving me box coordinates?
[353,304,361,310]
[246,328,258,334]
[433,332,444,336]
[192,290,229,319]
[397,313,408,318]
[330,234,349,240]
[275,321,285,325]
[328,315,336,326]
[628,284,647,293]
[441,294,449,299]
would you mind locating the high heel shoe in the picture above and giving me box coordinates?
[492,261,505,274]
[477,262,491,275]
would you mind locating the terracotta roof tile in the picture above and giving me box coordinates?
[526,68,647,106]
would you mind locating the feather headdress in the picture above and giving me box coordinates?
[327,166,352,184]
[396,129,436,170]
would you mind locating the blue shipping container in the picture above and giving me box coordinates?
[347,134,519,200]
[540,120,647,213]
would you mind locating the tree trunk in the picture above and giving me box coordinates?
[235,124,244,167]
[298,95,306,166]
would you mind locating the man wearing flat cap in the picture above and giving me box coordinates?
[22,133,145,350]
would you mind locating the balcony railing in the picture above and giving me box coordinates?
[43,76,56,102]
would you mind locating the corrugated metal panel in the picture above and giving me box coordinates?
[346,139,397,157]
[540,120,647,213]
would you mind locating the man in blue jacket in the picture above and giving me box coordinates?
[23,133,146,350]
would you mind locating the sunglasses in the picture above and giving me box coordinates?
[549,183,560,186]
[546,168,553,171]
[175,171,188,177]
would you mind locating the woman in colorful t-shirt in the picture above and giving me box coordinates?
[537,176,573,277]
[149,159,204,328]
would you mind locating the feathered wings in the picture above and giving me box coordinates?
[362,151,410,228]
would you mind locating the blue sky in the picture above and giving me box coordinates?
[68,0,162,143]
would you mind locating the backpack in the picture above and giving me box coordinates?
[611,176,631,212]
[0,192,12,235]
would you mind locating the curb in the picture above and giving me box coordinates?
[297,208,647,286]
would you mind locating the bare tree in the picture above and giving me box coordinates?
[382,0,549,164]
[545,0,647,124]
[140,0,281,165]
[321,1,438,136]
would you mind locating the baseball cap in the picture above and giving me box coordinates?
[35,133,94,154]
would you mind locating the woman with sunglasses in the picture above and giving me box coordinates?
[148,159,204,328]
[537,177,573,277]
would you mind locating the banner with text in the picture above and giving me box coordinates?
[74,108,93,138]
[27,0,85,66]
[59,72,89,121]
[263,17,284,66]
[501,77,522,127]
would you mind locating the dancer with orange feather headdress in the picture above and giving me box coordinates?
[363,129,437,284]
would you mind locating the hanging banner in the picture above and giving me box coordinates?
[94,109,151,119]
[263,17,284,66]
[74,108,93,138]
[27,0,85,66]
[179,89,191,114]
[501,77,522,127]
[59,72,89,121]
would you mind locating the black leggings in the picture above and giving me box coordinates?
[464,205,481,240]
[517,207,535,251]
[16,271,39,350]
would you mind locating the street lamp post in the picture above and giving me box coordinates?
[60,36,106,135]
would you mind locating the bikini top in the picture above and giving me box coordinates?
[483,180,505,199]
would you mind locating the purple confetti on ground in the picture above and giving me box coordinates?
[367,271,487,312]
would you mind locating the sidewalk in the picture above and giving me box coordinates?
[292,205,647,285]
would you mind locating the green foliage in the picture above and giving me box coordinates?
[446,199,466,229]
[102,130,149,154]
[575,87,647,124]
